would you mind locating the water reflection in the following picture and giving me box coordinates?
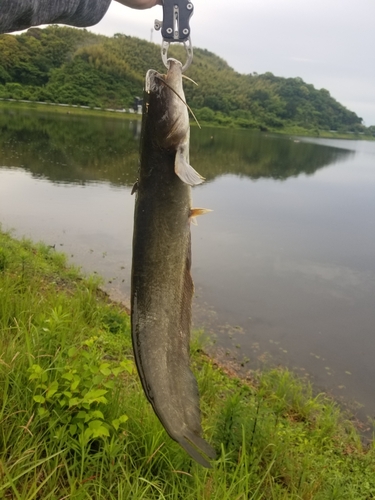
[0,108,353,185]
[192,129,354,181]
[0,109,139,185]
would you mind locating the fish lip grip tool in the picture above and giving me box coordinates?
[154,0,194,72]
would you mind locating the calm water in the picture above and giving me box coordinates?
[1,107,374,423]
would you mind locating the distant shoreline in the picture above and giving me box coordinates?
[1,99,374,141]
[0,98,141,121]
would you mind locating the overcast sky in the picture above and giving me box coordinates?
[90,0,375,126]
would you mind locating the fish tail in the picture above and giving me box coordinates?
[177,428,217,468]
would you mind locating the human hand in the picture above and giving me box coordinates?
[115,0,162,9]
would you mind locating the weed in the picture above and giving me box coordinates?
[0,228,375,499]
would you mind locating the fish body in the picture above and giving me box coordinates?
[131,59,215,468]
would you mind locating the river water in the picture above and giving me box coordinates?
[0,107,374,424]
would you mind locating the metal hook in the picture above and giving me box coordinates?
[160,38,193,72]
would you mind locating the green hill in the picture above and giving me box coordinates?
[0,26,369,134]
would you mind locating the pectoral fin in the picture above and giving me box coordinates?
[175,149,204,186]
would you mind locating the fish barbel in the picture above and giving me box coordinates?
[131,58,215,468]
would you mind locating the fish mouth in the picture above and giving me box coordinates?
[145,69,159,93]
[145,58,183,93]
[165,58,184,89]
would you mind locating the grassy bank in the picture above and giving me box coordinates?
[193,119,375,140]
[1,100,374,141]
[0,99,141,121]
[0,228,374,499]
[273,125,375,141]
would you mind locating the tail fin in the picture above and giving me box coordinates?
[177,428,216,468]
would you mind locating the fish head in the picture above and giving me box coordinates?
[144,58,189,150]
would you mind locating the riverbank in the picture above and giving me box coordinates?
[0,99,141,121]
[1,228,374,498]
[1,99,374,141]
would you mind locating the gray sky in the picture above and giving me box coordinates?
[91,0,375,126]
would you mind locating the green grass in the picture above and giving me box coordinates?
[274,125,375,141]
[2,100,374,141]
[0,99,141,121]
[0,228,375,499]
